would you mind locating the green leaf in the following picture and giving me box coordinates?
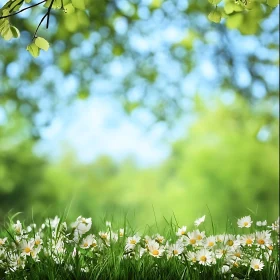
[208,10,222,23]
[0,19,9,35]
[44,0,63,9]
[10,26,20,38]
[71,0,85,10]
[1,25,13,40]
[208,0,222,5]
[35,37,50,51]
[226,13,243,29]
[224,2,235,14]
[64,3,75,14]
[26,43,40,57]
[267,0,279,7]
[78,90,90,99]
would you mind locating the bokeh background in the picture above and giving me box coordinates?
[0,0,279,230]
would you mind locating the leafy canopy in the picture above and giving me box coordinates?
[0,0,279,56]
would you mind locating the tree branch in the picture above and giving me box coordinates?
[31,0,55,40]
[0,0,47,19]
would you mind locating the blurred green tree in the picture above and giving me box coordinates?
[4,95,276,228]
[0,0,279,131]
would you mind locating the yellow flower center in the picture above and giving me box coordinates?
[200,256,207,262]
[173,249,178,255]
[190,239,196,244]
[234,252,241,258]
[83,242,88,247]
[24,247,31,254]
[227,240,234,246]
[197,235,202,240]
[35,240,41,246]
[181,231,185,235]
[257,239,265,245]
[192,257,196,262]
[152,249,159,256]
[254,264,259,270]
[208,241,214,247]
[130,240,137,245]
[233,262,239,267]
[101,234,107,239]
[246,239,253,245]
[0,240,4,245]
[268,245,273,250]
[243,222,249,227]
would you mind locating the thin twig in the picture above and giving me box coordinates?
[31,0,55,40]
[0,0,47,19]
[32,12,48,40]
[46,0,55,29]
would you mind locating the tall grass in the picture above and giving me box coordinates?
[0,214,279,279]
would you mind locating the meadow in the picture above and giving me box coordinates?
[0,214,279,280]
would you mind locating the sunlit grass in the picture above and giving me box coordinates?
[0,214,279,280]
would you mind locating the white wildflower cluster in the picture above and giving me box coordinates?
[0,215,278,276]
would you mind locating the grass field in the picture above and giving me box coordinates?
[0,214,279,279]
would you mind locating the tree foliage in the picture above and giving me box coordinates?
[0,0,279,130]
[0,96,278,227]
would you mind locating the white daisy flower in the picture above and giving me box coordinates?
[13,220,22,235]
[176,226,187,236]
[256,220,267,227]
[20,240,34,256]
[194,215,206,227]
[269,217,279,233]
[255,231,272,249]
[119,228,124,237]
[154,234,165,244]
[239,234,255,247]
[196,248,213,266]
[204,235,216,248]
[0,237,7,246]
[47,216,60,229]
[125,234,141,250]
[72,217,92,236]
[33,235,43,246]
[186,231,197,246]
[250,258,264,271]
[221,265,230,273]
[193,229,206,242]
[187,251,197,264]
[237,216,253,228]
[166,241,184,258]
[80,234,95,249]
[147,240,164,258]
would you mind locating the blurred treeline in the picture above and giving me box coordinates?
[0,0,279,229]
[1,96,278,228]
